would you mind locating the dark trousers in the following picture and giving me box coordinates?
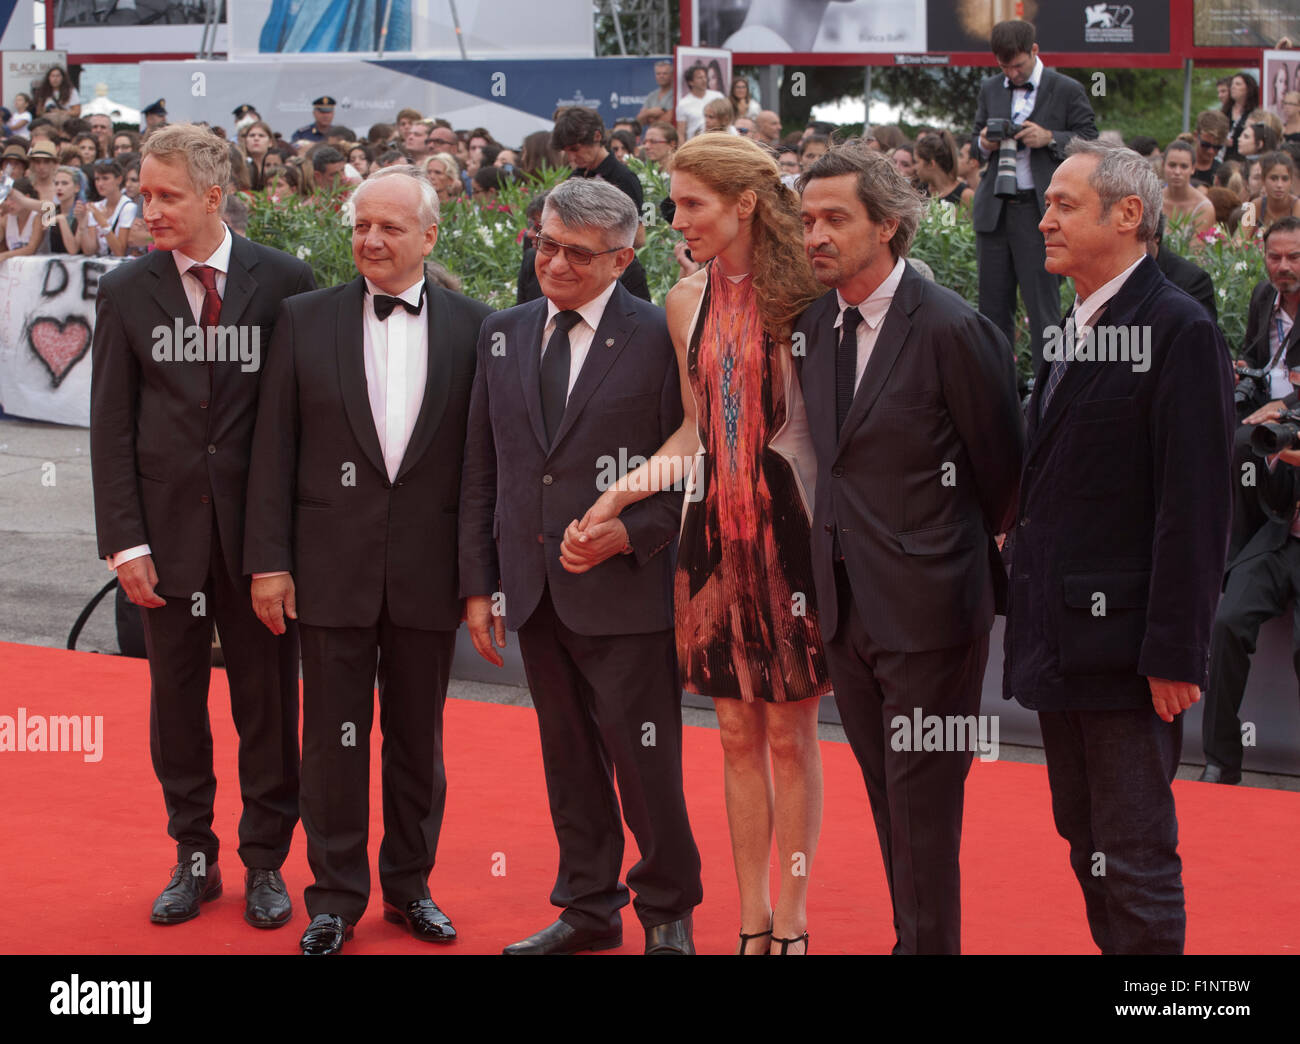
[1037,707,1185,954]
[1229,425,1268,561]
[515,584,702,934]
[1204,539,1300,772]
[977,195,1062,372]
[138,521,299,869]
[823,563,988,955]
[298,604,455,925]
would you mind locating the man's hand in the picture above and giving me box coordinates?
[1148,676,1201,723]
[560,518,630,574]
[1244,399,1286,425]
[117,555,166,608]
[1276,447,1300,467]
[978,128,995,154]
[466,594,506,667]
[1014,120,1054,149]
[673,239,701,280]
[251,574,297,635]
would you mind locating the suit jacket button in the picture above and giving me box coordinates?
[207,443,216,454]
[831,465,845,478]
[1019,517,1029,527]
[200,494,210,504]
[824,523,834,533]
[542,474,553,485]
[383,480,391,489]
[199,399,208,409]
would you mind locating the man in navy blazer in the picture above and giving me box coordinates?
[795,145,1023,954]
[972,19,1097,371]
[459,178,701,955]
[1005,140,1235,954]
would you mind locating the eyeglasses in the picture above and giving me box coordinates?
[1198,139,1221,149]
[644,137,669,145]
[534,233,621,266]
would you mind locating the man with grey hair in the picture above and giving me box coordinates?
[794,143,1023,954]
[1004,138,1235,953]
[245,164,491,954]
[460,176,702,955]
[90,123,316,932]
[636,59,675,128]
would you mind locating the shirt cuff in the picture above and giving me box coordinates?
[252,571,290,579]
[107,544,150,571]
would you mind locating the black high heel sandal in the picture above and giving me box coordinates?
[771,931,809,955]
[737,920,772,955]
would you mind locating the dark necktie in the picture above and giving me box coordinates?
[836,306,862,435]
[373,290,424,321]
[188,263,222,328]
[541,310,581,445]
[1039,308,1076,418]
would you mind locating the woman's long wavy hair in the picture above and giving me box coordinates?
[669,134,821,344]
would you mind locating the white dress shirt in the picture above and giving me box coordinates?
[363,276,429,481]
[542,280,618,399]
[1266,291,1296,400]
[834,257,907,393]
[108,226,235,571]
[1071,253,1146,340]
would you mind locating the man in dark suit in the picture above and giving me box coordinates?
[244,166,491,955]
[1202,216,1300,784]
[459,177,701,955]
[90,123,315,928]
[795,145,1024,954]
[972,18,1097,371]
[1006,140,1234,954]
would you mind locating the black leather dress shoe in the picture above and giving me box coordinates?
[151,862,222,924]
[502,919,622,955]
[645,916,695,955]
[244,868,292,928]
[1198,763,1242,785]
[300,914,352,955]
[382,898,457,943]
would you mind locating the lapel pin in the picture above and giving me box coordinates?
[605,337,615,347]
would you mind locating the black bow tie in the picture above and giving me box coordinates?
[1008,80,1034,93]
[372,289,424,321]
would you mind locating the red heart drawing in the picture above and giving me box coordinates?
[27,316,92,389]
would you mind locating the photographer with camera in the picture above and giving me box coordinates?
[972,19,1097,372]
[1204,217,1300,783]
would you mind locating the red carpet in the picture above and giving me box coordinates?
[0,641,1294,955]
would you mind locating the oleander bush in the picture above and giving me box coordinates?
[247,165,1265,384]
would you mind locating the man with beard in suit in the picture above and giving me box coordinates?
[90,123,315,930]
[795,144,1023,953]
[459,177,701,955]
[244,166,491,955]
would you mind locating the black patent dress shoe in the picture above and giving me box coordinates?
[151,862,222,924]
[1198,763,1242,785]
[300,914,353,955]
[645,916,695,954]
[502,919,622,955]
[244,868,292,928]
[382,898,457,943]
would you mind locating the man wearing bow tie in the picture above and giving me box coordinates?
[973,19,1097,372]
[459,177,701,955]
[245,166,491,955]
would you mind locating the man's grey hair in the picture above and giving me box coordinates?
[1065,138,1161,243]
[541,178,639,249]
[348,164,440,227]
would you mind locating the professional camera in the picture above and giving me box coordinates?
[1250,408,1300,454]
[1234,366,1272,408]
[986,118,1025,199]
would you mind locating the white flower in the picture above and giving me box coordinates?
[476,227,495,247]
[295,245,312,260]
[1233,260,1248,272]
[1218,287,1228,299]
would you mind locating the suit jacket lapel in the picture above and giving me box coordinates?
[1030,68,1056,122]
[803,293,840,459]
[218,234,258,328]
[396,280,452,479]
[147,248,192,329]
[512,298,550,453]
[549,283,633,450]
[836,265,919,451]
[336,276,387,479]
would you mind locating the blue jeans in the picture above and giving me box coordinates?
[1037,706,1185,954]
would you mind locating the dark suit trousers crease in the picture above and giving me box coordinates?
[515,583,702,934]
[139,511,299,867]
[298,604,455,924]
[977,197,1061,372]
[1204,538,1300,772]
[1230,425,1268,560]
[1037,707,1184,954]
[823,563,988,955]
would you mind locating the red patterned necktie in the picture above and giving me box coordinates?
[188,263,222,328]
